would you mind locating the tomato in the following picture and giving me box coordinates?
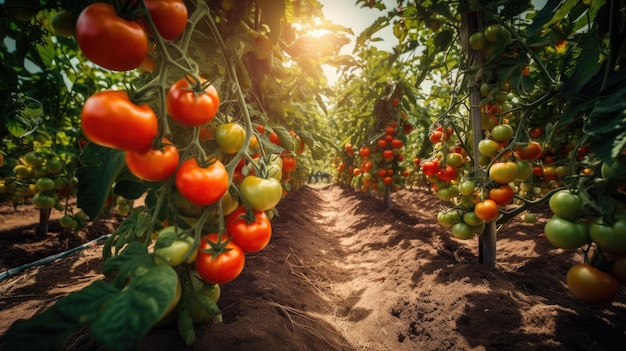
[390,138,403,149]
[529,127,543,139]
[81,91,158,151]
[175,158,229,206]
[469,31,486,51]
[35,177,56,192]
[483,23,503,43]
[488,184,514,206]
[32,193,56,209]
[382,149,395,160]
[437,210,461,227]
[491,124,514,143]
[226,206,272,253]
[239,175,282,211]
[195,233,245,284]
[421,160,439,176]
[359,147,371,158]
[215,123,245,154]
[76,3,148,71]
[45,158,63,175]
[141,0,188,40]
[548,190,582,220]
[601,159,626,179]
[606,254,626,284]
[589,216,626,254]
[429,130,443,144]
[522,212,538,224]
[23,151,44,167]
[269,131,281,145]
[437,165,457,182]
[290,131,306,156]
[452,222,475,240]
[59,215,78,229]
[566,264,619,305]
[514,141,542,160]
[488,161,518,184]
[166,77,220,126]
[458,181,475,196]
[478,138,501,157]
[125,138,179,182]
[52,10,77,37]
[281,154,297,174]
[154,226,198,266]
[188,274,221,323]
[544,216,590,249]
[515,160,533,181]
[474,199,499,221]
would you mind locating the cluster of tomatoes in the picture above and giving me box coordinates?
[0,147,83,230]
[542,161,626,305]
[72,0,305,328]
[337,119,412,196]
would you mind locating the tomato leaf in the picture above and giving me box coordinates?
[76,144,125,219]
[103,210,153,260]
[114,179,149,200]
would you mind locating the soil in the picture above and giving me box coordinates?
[1,184,625,351]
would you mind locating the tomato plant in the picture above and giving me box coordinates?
[76,3,148,71]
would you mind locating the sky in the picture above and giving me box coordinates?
[317,0,397,84]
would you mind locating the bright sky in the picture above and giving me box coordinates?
[318,0,397,84]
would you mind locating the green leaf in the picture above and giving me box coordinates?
[563,34,602,95]
[91,264,178,351]
[1,281,119,351]
[256,0,285,45]
[76,144,125,219]
[526,0,568,36]
[272,125,296,152]
[114,179,148,200]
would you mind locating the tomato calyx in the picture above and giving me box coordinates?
[198,233,233,259]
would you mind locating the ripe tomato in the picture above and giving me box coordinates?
[215,122,245,154]
[566,263,619,305]
[390,138,403,149]
[383,149,395,160]
[359,147,371,158]
[281,153,297,173]
[437,165,457,182]
[488,184,514,206]
[269,131,281,145]
[81,91,158,151]
[429,130,443,144]
[238,175,283,211]
[142,0,188,41]
[166,77,220,126]
[76,3,148,71]
[421,159,439,176]
[529,127,543,139]
[474,199,499,221]
[488,161,518,184]
[196,234,245,284]
[548,190,582,220]
[544,216,590,250]
[226,206,272,252]
[125,138,179,182]
[514,141,542,160]
[175,158,229,206]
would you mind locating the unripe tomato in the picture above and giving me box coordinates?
[452,222,475,240]
[548,190,582,220]
[238,175,283,211]
[491,124,514,143]
[167,77,220,126]
[154,226,198,266]
[478,139,501,157]
[215,123,246,154]
[76,3,148,71]
[52,10,77,37]
[489,161,518,184]
[469,32,486,51]
[544,216,590,249]
[81,91,158,151]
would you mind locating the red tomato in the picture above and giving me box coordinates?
[382,149,395,160]
[429,130,443,144]
[141,0,188,40]
[359,147,371,158]
[175,158,229,206]
[377,138,388,149]
[167,77,220,126]
[514,141,543,160]
[421,160,439,176]
[81,91,158,151]
[269,131,281,145]
[488,184,514,206]
[195,234,245,284]
[76,3,148,71]
[383,176,393,185]
[437,165,457,182]
[125,138,179,181]
[390,138,403,149]
[281,154,297,173]
[226,206,272,253]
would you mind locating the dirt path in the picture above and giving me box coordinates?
[1,185,626,351]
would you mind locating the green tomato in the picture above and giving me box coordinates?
[544,215,589,250]
[451,222,475,240]
[463,211,483,227]
[437,210,461,227]
[548,190,582,220]
[215,122,245,154]
[23,151,45,167]
[36,177,56,192]
[32,193,56,209]
[589,216,626,254]
[154,226,198,266]
[189,274,221,324]
[239,175,283,211]
[60,215,78,229]
[45,158,64,174]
